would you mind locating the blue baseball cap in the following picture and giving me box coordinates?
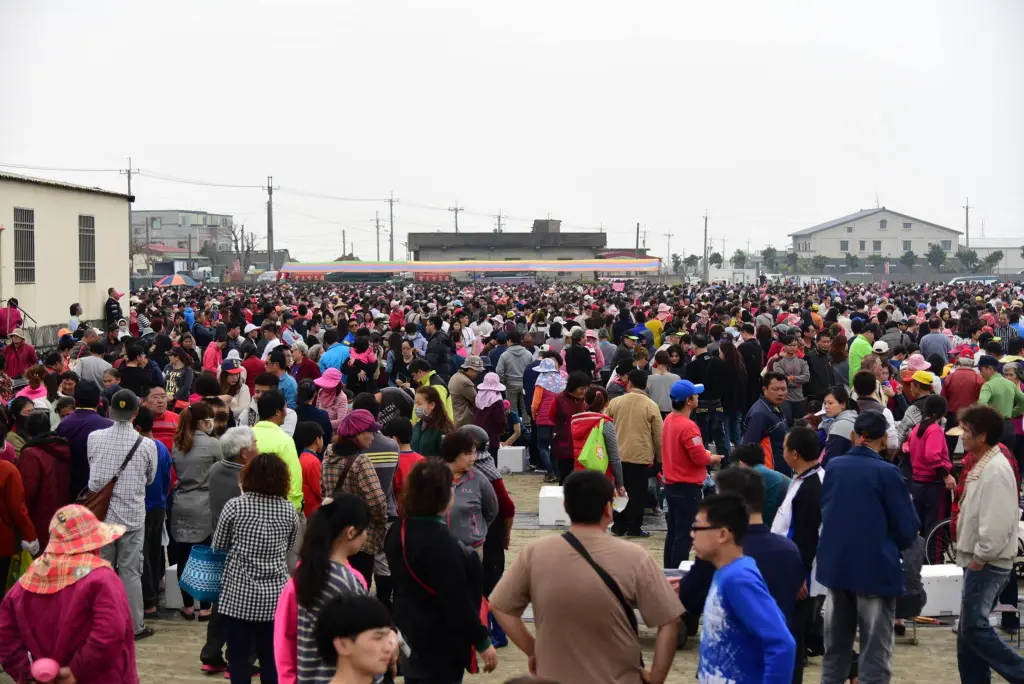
[669,379,704,402]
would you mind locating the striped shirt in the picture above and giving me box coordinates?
[297,562,367,683]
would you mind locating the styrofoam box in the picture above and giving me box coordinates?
[678,560,695,573]
[164,564,184,610]
[539,485,570,526]
[921,564,963,617]
[497,446,527,474]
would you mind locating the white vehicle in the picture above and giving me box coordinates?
[684,274,702,285]
[256,270,279,283]
[948,275,999,286]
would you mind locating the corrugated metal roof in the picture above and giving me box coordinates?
[0,171,133,201]
[788,207,961,237]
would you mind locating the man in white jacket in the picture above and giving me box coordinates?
[955,404,1024,684]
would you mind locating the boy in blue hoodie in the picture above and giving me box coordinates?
[693,493,795,684]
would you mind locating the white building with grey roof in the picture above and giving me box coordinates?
[788,207,961,260]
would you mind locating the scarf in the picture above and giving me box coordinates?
[19,551,112,595]
[475,389,502,411]
[952,444,1020,540]
[536,370,566,394]
[473,450,501,482]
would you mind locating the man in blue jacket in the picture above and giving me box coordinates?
[817,411,919,684]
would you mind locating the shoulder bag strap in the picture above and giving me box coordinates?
[400,519,437,596]
[562,531,638,636]
[336,455,357,494]
[112,436,145,483]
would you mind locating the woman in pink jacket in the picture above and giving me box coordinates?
[0,505,137,684]
[907,393,955,563]
[314,367,349,432]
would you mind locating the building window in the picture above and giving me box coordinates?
[13,207,35,284]
[903,222,911,230]
[879,219,888,230]
[846,226,853,233]
[941,240,952,251]
[873,240,882,251]
[859,240,866,252]
[840,240,849,252]
[504,257,521,260]
[181,214,191,227]
[902,240,912,252]
[79,215,96,282]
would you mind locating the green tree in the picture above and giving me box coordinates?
[709,252,723,268]
[730,249,747,269]
[899,250,916,270]
[844,253,860,270]
[957,247,980,273]
[785,252,799,272]
[1020,245,1024,260]
[926,243,947,270]
[866,254,884,271]
[811,255,829,272]
[761,246,778,271]
[684,254,701,271]
[671,253,682,275]
[982,250,1004,273]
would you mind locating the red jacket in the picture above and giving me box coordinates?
[549,392,584,461]
[2,342,37,379]
[242,357,266,393]
[18,435,72,549]
[571,411,613,480]
[662,412,713,485]
[942,368,984,414]
[0,460,36,556]
[390,310,405,330]
[532,387,558,427]
[0,567,138,683]
[907,422,951,483]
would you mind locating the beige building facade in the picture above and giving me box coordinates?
[789,207,961,259]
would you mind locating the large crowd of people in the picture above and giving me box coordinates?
[0,275,1021,683]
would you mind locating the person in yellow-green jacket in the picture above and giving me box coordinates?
[977,355,1024,445]
[251,386,304,512]
[409,358,453,423]
[848,322,879,385]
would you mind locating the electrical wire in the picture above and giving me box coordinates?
[136,170,264,189]
[0,161,121,173]
[277,187,388,202]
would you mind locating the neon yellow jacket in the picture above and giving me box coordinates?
[252,420,303,511]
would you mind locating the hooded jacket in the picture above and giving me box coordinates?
[425,329,454,380]
[448,370,478,428]
[495,344,534,387]
[821,409,857,466]
[804,347,834,400]
[447,468,498,549]
[18,434,72,549]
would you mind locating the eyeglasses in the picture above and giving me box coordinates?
[690,524,722,532]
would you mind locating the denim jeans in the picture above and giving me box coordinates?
[694,403,726,456]
[536,426,554,473]
[721,411,742,462]
[663,483,702,568]
[822,589,895,684]
[958,564,1024,684]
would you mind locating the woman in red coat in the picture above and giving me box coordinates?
[548,371,591,484]
[0,457,37,587]
[570,386,625,495]
[18,411,72,551]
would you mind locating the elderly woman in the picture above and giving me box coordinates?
[314,367,349,432]
[0,505,137,683]
[289,341,321,383]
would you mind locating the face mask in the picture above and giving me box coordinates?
[414,406,430,419]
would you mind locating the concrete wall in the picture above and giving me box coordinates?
[0,179,130,329]
[412,245,602,261]
[792,210,960,259]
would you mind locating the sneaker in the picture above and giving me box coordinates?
[201,662,228,674]
[625,529,651,538]
[134,627,156,641]
[610,526,626,537]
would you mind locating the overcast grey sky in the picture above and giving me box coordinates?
[1,0,1021,263]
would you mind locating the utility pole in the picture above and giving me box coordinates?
[635,222,640,258]
[494,208,507,233]
[187,233,192,274]
[703,212,709,282]
[342,229,347,258]
[962,196,970,246]
[664,232,673,276]
[388,191,398,261]
[266,176,275,269]
[448,202,463,233]
[145,216,152,275]
[120,157,138,271]
[373,211,383,261]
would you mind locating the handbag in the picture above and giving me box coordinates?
[577,420,609,472]
[76,436,144,521]
[179,545,227,603]
[562,531,643,667]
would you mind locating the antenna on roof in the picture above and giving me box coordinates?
[874,193,880,209]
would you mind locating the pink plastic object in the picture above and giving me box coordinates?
[30,658,61,682]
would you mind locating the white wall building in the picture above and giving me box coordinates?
[0,172,131,330]
[789,208,961,260]
[963,238,1024,275]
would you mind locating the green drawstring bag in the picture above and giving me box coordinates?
[577,420,609,472]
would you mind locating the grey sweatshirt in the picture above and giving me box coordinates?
[449,469,498,549]
[646,372,681,413]
[770,356,810,402]
[209,459,243,532]
[496,345,534,387]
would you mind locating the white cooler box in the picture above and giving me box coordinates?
[164,564,184,610]
[497,446,527,474]
[921,564,963,617]
[539,485,570,526]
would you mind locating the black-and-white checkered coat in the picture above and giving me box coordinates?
[212,491,300,622]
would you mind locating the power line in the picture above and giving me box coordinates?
[276,187,388,202]
[448,202,463,233]
[136,170,264,189]
[0,161,121,172]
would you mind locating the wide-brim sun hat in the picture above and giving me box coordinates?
[462,355,485,372]
[315,367,343,389]
[46,504,125,556]
[478,373,506,392]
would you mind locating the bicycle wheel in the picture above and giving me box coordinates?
[925,519,956,565]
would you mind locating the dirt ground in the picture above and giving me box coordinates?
[136,473,976,683]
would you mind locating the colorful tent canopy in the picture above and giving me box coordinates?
[155,273,199,287]
[281,258,661,275]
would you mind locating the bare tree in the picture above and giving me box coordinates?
[229,223,257,274]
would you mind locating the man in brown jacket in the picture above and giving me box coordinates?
[449,355,484,428]
[606,369,664,538]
